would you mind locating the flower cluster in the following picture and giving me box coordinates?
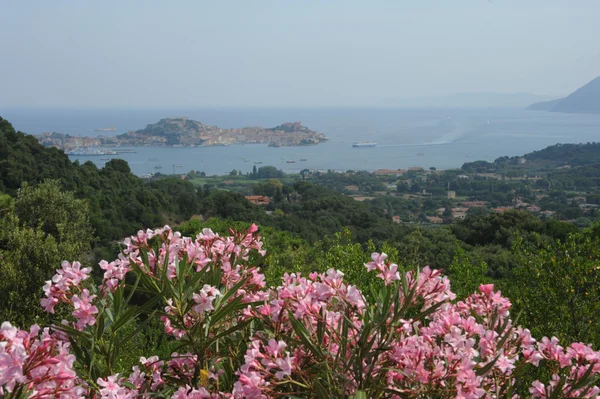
[0,322,84,398]
[39,261,98,331]
[40,261,92,314]
[98,256,130,293]
[161,284,221,339]
[4,226,600,398]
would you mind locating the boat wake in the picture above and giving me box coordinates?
[378,122,469,148]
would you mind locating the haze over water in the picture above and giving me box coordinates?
[3,107,600,176]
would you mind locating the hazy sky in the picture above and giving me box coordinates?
[1,0,599,108]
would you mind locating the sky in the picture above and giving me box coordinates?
[1,0,599,108]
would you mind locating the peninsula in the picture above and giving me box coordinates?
[36,117,328,150]
[527,76,600,114]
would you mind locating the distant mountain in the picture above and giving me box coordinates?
[526,98,563,111]
[382,92,555,108]
[527,76,600,114]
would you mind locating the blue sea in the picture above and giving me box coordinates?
[2,107,600,176]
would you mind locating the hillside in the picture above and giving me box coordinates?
[525,98,562,111]
[527,76,600,114]
[523,142,600,166]
[461,141,600,174]
[0,117,201,242]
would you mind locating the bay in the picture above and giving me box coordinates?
[2,107,600,176]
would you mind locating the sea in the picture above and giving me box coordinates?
[2,107,600,176]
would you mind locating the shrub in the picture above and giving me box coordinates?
[2,225,600,398]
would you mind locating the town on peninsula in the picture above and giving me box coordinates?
[35,117,328,152]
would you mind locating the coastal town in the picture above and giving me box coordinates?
[35,117,327,151]
[175,142,600,229]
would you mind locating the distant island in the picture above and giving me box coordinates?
[36,117,328,150]
[527,76,600,114]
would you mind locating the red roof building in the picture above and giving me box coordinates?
[245,195,271,206]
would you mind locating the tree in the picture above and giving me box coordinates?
[510,232,600,346]
[15,180,93,246]
[0,180,93,326]
[466,206,490,217]
[256,166,285,179]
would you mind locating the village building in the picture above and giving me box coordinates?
[426,216,443,224]
[245,195,271,206]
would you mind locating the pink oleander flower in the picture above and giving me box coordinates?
[0,322,83,398]
[171,385,213,399]
[40,261,93,314]
[99,257,130,293]
[71,289,99,330]
[97,374,135,399]
[192,285,220,315]
[365,252,387,272]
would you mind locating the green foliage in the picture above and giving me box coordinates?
[0,181,93,326]
[250,165,285,179]
[308,170,388,193]
[15,180,93,250]
[510,231,600,346]
[447,247,488,299]
[526,142,600,167]
[0,117,203,244]
[0,117,73,194]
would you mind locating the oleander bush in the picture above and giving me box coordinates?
[2,225,600,398]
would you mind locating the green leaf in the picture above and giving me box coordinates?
[476,354,500,377]
[118,310,158,348]
[350,390,367,399]
[111,293,162,332]
[288,310,324,360]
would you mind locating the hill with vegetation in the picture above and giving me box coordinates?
[527,76,600,113]
[0,117,202,244]
[462,141,600,173]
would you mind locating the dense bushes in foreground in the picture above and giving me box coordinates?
[3,225,600,398]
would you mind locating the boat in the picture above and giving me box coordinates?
[286,160,296,164]
[155,165,163,169]
[254,162,263,164]
[352,142,377,148]
[148,157,159,162]
[100,158,111,161]
[417,153,425,156]
[94,127,117,132]
[299,158,307,161]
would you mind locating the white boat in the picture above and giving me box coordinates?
[352,142,377,148]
